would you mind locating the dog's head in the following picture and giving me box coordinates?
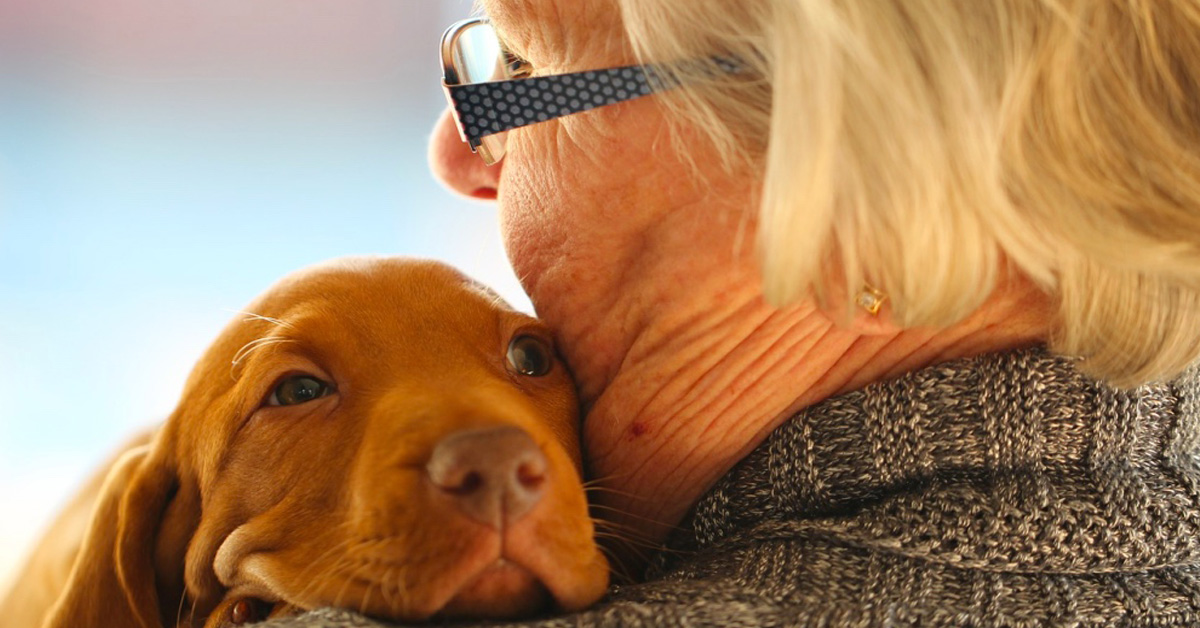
[48,257,608,627]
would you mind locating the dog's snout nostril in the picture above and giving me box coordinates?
[517,461,545,489]
[427,427,548,529]
[444,470,484,496]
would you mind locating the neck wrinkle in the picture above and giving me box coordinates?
[582,281,1054,574]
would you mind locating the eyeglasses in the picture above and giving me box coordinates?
[440,17,740,166]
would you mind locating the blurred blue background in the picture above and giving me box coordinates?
[0,0,530,586]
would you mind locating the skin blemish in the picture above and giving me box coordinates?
[629,421,649,438]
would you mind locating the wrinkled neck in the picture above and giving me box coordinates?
[573,268,1053,577]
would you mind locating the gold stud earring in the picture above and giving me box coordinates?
[855,285,887,315]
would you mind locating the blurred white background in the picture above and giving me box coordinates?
[0,0,530,589]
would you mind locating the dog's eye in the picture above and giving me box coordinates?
[229,598,258,625]
[227,597,274,625]
[507,335,553,377]
[269,375,330,406]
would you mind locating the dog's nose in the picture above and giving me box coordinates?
[426,427,548,528]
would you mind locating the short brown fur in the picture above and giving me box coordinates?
[1,257,608,628]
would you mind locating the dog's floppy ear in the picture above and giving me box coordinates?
[44,431,200,628]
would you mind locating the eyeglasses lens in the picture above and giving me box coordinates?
[453,21,509,164]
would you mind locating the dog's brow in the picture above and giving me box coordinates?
[222,311,300,380]
[229,336,296,381]
[226,310,297,330]
[463,280,512,311]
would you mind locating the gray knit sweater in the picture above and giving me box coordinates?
[261,347,1200,627]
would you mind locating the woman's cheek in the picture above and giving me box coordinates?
[496,157,574,292]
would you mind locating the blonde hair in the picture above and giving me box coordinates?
[617,0,1200,387]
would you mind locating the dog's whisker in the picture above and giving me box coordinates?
[595,529,685,560]
[603,545,654,581]
[396,560,413,616]
[582,485,650,502]
[327,537,391,616]
[355,562,374,617]
[317,542,360,600]
[592,529,665,551]
[396,566,410,614]
[581,473,625,488]
[592,525,662,563]
[581,467,642,485]
[301,563,334,609]
[307,530,386,609]
[346,539,390,617]
[226,309,297,331]
[186,593,201,628]
[591,518,655,542]
[351,536,414,617]
[462,279,512,312]
[591,518,677,548]
[592,539,639,584]
[293,538,353,602]
[588,502,678,529]
[229,336,294,378]
[330,557,358,612]
[293,535,360,611]
[173,585,188,628]
[592,521,683,558]
[379,565,399,615]
[402,565,416,617]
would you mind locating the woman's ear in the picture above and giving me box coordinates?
[44,432,201,628]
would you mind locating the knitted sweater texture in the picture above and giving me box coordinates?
[261,347,1200,627]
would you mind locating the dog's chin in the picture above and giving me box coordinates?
[437,560,551,619]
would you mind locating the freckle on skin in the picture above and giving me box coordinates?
[629,421,649,438]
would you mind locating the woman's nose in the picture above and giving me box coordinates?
[429,108,502,200]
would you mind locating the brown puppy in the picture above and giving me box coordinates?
[1,257,608,627]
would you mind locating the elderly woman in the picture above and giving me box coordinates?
[278,0,1200,625]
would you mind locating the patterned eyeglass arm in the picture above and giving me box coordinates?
[443,64,674,147]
